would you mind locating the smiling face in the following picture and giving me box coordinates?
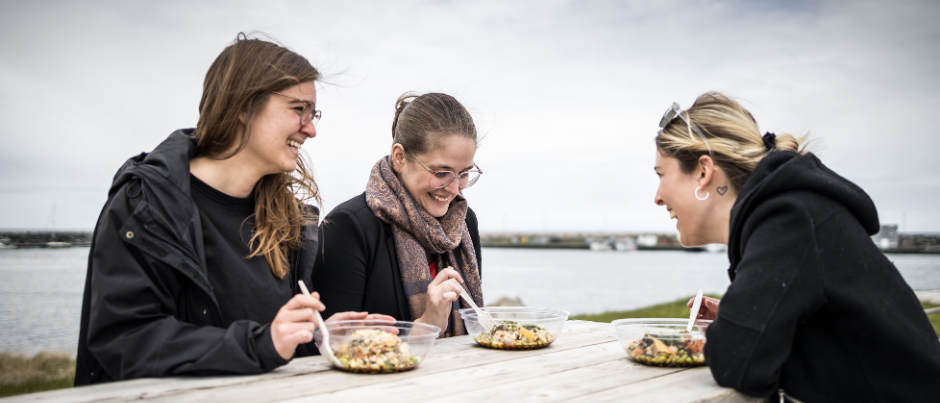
[241,81,318,176]
[393,135,476,218]
[653,151,713,247]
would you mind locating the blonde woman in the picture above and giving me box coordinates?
[75,35,390,385]
[653,92,940,402]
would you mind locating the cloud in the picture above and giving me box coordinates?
[1,0,938,232]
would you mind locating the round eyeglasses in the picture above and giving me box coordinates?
[409,152,483,190]
[270,91,321,127]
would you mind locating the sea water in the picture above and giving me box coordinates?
[1,247,938,355]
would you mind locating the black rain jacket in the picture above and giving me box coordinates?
[705,151,940,402]
[75,129,318,386]
[313,193,481,323]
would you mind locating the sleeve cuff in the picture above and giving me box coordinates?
[256,323,290,371]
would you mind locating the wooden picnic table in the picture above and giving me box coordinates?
[6,320,763,402]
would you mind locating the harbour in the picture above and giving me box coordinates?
[2,246,939,356]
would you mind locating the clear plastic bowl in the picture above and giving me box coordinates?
[459,307,569,350]
[611,318,712,367]
[313,320,440,373]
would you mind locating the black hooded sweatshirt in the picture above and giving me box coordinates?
[74,130,318,385]
[705,151,940,402]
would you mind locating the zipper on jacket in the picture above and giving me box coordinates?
[289,248,301,295]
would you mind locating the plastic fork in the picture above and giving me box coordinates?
[298,281,344,369]
[459,289,498,332]
[687,289,704,332]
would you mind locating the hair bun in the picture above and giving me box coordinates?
[762,132,776,152]
[392,93,419,139]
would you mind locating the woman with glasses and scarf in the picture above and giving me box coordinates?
[652,92,940,402]
[75,34,391,386]
[313,92,484,337]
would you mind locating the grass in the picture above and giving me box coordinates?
[572,296,940,337]
[922,301,940,337]
[570,295,722,323]
[0,352,74,398]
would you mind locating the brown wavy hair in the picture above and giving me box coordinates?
[193,33,321,279]
[655,92,809,193]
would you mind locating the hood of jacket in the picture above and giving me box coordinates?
[110,129,197,197]
[728,151,879,271]
[107,129,217,303]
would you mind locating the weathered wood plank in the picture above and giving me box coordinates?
[3,321,610,403]
[278,339,638,403]
[0,357,334,403]
[421,353,688,403]
[564,366,764,403]
[130,324,619,402]
[5,320,755,403]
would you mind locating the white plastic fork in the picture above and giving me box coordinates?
[298,281,344,369]
[459,289,498,332]
[687,289,704,332]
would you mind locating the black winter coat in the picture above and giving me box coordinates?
[705,151,940,402]
[75,130,318,386]
[312,193,481,322]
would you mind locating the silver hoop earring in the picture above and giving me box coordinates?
[695,186,709,201]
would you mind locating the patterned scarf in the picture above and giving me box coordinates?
[365,156,483,337]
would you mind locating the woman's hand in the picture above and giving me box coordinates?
[688,296,720,320]
[415,267,464,333]
[271,292,325,360]
[326,311,400,335]
[326,311,396,323]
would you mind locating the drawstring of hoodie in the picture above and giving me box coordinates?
[779,389,805,403]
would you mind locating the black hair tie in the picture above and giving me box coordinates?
[762,132,777,152]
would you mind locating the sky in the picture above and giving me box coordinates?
[1,0,939,234]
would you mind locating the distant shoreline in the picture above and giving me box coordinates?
[481,230,940,254]
[0,231,92,249]
[481,243,940,254]
[2,231,938,254]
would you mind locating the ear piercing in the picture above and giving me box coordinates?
[695,186,709,201]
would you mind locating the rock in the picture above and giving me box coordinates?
[487,296,525,307]
[916,290,940,305]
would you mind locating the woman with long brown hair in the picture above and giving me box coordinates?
[313,92,484,337]
[74,34,390,385]
[653,92,940,401]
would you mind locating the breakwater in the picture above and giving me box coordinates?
[0,232,92,248]
[481,232,940,254]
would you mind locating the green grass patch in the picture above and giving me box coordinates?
[0,377,74,398]
[923,301,940,337]
[572,297,940,337]
[570,295,722,323]
[0,352,74,398]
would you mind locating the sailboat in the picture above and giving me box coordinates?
[45,203,71,248]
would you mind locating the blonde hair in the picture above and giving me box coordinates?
[655,92,808,192]
[194,34,320,279]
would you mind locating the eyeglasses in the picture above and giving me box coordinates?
[270,91,322,127]
[409,152,483,190]
[659,102,714,159]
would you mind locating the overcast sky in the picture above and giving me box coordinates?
[1,0,938,234]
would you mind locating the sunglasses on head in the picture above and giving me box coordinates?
[660,102,714,159]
